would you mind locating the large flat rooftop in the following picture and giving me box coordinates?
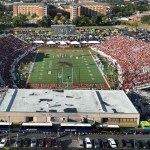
[0,89,138,114]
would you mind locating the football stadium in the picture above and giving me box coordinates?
[0,26,149,130]
[27,47,108,89]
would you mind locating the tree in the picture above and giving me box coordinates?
[12,14,28,27]
[90,16,97,26]
[54,16,58,24]
[111,5,121,15]
[60,15,66,24]
[0,3,5,12]
[102,16,107,22]
[141,15,150,24]
[32,13,37,18]
[12,16,20,27]
[37,20,42,27]
[81,16,90,26]
[37,15,51,27]
[72,16,80,26]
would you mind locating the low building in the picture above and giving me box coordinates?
[13,2,47,18]
[129,11,150,23]
[0,89,139,127]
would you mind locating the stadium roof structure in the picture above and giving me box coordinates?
[0,89,138,114]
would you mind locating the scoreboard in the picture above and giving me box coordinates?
[51,25,76,35]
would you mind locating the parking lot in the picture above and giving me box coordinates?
[1,131,150,149]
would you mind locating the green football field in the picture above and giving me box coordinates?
[28,47,108,89]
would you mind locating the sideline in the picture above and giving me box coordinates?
[25,49,37,88]
[88,50,111,89]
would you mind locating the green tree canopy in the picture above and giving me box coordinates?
[12,14,28,27]
[37,15,51,27]
[141,15,150,24]
[60,15,66,24]
[54,16,58,24]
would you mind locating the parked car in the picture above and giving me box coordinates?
[56,138,61,147]
[147,140,150,148]
[51,138,57,147]
[116,139,124,148]
[123,139,133,149]
[48,136,61,148]
[131,139,141,149]
[0,138,7,148]
[94,139,100,148]
[108,138,117,148]
[38,139,45,147]
[23,138,30,147]
[85,137,92,148]
[102,139,110,148]
[78,139,84,148]
[45,138,51,147]
[15,138,22,147]
[30,137,37,147]
[140,140,149,149]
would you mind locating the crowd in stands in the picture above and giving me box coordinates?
[0,34,32,87]
[92,35,150,89]
[0,27,149,89]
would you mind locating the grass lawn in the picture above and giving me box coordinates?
[28,47,107,89]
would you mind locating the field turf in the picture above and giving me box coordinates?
[28,47,107,89]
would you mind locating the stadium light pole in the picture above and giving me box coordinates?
[57,69,58,89]
[79,68,80,85]
[134,123,138,148]
[134,129,136,148]
[8,116,11,146]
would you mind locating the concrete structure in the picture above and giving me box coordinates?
[0,89,139,127]
[13,2,47,18]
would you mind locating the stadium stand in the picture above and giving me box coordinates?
[0,34,33,87]
[92,35,150,89]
